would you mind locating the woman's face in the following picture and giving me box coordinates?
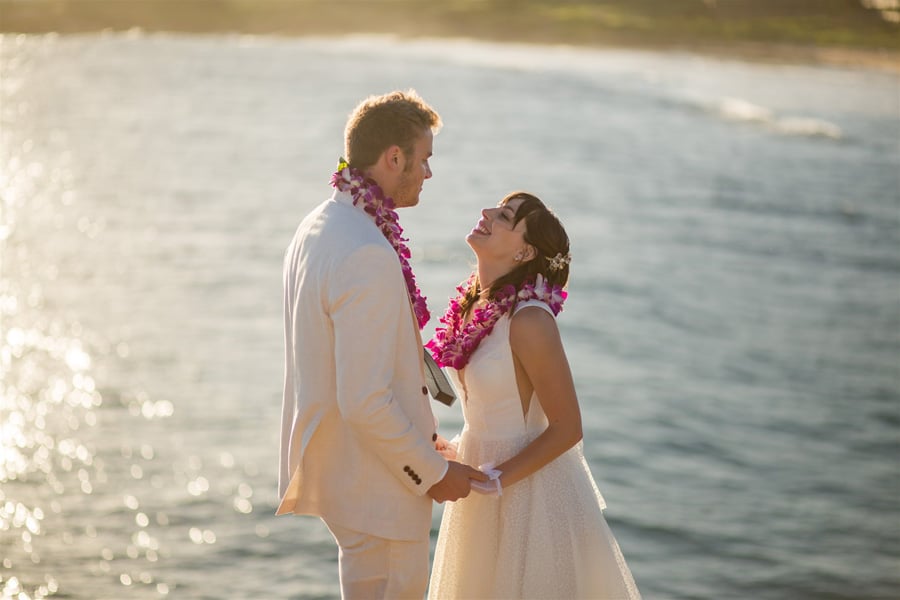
[466,197,530,268]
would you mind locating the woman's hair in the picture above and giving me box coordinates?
[461,191,570,314]
[344,89,442,170]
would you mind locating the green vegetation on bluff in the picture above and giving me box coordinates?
[2,0,898,65]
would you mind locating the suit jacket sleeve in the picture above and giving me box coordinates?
[330,244,448,495]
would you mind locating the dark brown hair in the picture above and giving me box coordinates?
[461,191,570,315]
[344,89,442,170]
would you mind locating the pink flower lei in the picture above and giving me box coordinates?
[426,273,567,369]
[330,158,430,329]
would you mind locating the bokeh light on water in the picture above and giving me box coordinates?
[1,270,176,596]
[0,33,293,599]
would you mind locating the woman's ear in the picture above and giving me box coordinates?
[522,245,537,262]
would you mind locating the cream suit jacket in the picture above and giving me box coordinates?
[277,190,448,541]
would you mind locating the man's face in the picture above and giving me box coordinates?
[392,129,434,208]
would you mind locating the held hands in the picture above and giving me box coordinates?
[427,461,490,503]
[434,434,458,460]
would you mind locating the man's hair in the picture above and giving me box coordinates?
[344,89,442,170]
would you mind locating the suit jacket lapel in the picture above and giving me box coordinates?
[339,187,427,380]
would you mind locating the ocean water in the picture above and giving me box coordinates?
[1,32,898,599]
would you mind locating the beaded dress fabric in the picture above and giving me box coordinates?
[429,300,641,600]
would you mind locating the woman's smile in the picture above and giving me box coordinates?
[472,219,491,236]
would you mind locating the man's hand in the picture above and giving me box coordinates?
[427,461,490,503]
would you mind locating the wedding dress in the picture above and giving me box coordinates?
[429,300,641,600]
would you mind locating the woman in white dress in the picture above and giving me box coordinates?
[426,192,641,599]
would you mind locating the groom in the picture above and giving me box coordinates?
[277,90,486,599]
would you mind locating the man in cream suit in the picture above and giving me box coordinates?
[277,90,486,599]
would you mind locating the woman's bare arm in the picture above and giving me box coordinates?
[494,306,583,489]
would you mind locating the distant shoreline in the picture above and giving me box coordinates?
[2,0,899,74]
[602,39,900,74]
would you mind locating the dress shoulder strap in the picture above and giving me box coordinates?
[512,299,555,317]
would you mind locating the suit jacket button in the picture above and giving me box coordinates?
[422,386,428,395]
[403,466,411,473]
[414,477,422,484]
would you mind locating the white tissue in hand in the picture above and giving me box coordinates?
[471,462,502,496]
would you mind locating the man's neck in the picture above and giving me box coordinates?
[362,166,394,200]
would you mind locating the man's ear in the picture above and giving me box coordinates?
[384,145,404,172]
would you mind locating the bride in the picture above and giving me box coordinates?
[426,192,641,599]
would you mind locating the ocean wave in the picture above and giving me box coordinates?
[713,97,843,139]
[717,97,774,123]
[773,116,843,139]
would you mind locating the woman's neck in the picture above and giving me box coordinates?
[476,263,511,296]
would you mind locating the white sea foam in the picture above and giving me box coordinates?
[717,97,774,123]
[772,116,843,139]
[712,97,843,139]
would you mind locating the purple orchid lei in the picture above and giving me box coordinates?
[330,158,430,329]
[426,273,567,370]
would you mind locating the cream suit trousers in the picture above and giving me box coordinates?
[325,520,429,600]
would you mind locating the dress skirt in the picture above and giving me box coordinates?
[428,428,641,600]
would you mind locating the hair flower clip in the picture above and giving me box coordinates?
[547,251,572,271]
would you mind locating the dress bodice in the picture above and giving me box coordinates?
[447,300,552,441]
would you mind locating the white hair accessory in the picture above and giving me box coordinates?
[547,251,571,271]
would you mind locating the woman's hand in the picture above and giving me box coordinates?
[434,434,458,460]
